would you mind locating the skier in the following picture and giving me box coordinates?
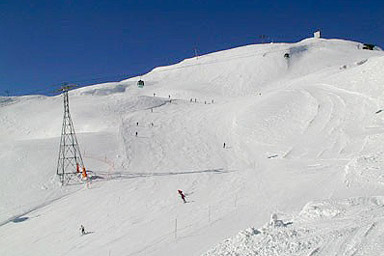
[269,213,284,227]
[178,189,186,203]
[80,225,86,235]
[136,122,139,126]
[135,131,138,137]
[223,142,226,148]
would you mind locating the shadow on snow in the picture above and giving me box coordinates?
[91,168,233,182]
[11,216,29,223]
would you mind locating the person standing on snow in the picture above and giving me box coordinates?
[80,225,86,235]
[178,189,186,203]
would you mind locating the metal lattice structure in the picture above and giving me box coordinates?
[56,85,85,185]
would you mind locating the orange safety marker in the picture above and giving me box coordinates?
[82,167,87,179]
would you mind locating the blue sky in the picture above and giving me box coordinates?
[1,0,383,95]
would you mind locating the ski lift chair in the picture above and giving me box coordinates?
[137,80,144,88]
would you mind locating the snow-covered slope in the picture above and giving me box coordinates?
[1,38,384,256]
[204,197,384,256]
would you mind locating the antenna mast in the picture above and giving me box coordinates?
[56,85,86,185]
[194,47,199,60]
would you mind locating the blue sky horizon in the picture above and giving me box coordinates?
[1,0,383,96]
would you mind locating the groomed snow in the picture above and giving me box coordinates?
[1,38,384,256]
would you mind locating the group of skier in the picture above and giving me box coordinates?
[129,93,226,218]
[134,120,155,137]
[189,98,215,104]
[77,91,234,237]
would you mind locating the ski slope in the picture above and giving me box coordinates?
[1,37,384,255]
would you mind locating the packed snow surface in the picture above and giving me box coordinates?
[1,38,384,255]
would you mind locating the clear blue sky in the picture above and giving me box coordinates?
[1,0,383,96]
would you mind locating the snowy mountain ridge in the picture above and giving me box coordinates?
[1,37,384,255]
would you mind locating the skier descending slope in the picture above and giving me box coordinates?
[178,190,186,203]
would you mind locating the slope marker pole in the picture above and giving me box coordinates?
[208,205,211,224]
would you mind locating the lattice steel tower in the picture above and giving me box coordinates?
[56,85,85,185]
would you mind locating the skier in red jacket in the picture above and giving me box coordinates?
[178,189,186,203]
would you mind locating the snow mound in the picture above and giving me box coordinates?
[78,82,128,96]
[204,197,384,256]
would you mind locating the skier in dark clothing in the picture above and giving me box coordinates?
[223,142,226,148]
[178,189,186,203]
[80,225,86,235]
